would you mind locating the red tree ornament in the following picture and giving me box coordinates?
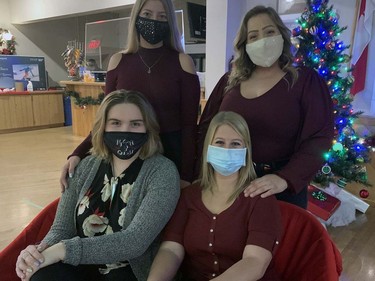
[359,189,369,198]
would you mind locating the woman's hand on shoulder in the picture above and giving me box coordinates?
[107,52,123,72]
[244,174,287,198]
[179,53,196,74]
[60,156,81,192]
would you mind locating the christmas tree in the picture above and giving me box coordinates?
[291,0,371,187]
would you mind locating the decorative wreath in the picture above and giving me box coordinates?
[0,28,16,55]
[65,90,105,109]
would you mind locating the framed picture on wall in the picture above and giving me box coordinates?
[277,0,307,15]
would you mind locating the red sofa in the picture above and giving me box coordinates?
[0,199,342,281]
[274,201,342,281]
[0,198,59,281]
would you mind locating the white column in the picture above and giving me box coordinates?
[205,0,246,98]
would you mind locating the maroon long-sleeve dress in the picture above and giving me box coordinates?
[197,67,334,207]
[163,183,282,280]
[71,46,200,182]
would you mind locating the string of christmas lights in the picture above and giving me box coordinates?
[291,0,371,188]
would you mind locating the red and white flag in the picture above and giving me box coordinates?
[351,0,375,95]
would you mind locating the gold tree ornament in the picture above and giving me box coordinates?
[61,40,84,80]
[0,28,16,55]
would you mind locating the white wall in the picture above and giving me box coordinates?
[0,1,11,29]
[1,1,67,87]
[206,0,375,118]
[352,29,375,117]
[205,0,248,96]
[4,0,374,116]
[9,0,136,24]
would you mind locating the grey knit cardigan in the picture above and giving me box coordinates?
[42,154,180,281]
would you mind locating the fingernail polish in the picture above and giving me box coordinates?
[69,173,73,178]
[26,268,33,273]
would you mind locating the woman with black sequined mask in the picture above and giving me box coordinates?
[60,0,200,190]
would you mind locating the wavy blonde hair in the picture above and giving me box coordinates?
[227,5,298,91]
[124,0,184,53]
[200,111,257,202]
[91,89,163,161]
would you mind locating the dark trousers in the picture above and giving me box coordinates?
[160,131,181,173]
[276,187,308,209]
[30,262,137,281]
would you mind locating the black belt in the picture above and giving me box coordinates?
[253,160,289,176]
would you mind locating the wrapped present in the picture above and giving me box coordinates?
[307,185,341,220]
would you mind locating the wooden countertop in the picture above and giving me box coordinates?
[0,90,64,96]
[60,80,106,87]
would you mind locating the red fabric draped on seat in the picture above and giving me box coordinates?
[0,199,342,281]
[274,201,342,281]
[0,198,59,281]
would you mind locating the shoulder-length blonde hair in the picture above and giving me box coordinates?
[228,5,298,91]
[91,89,163,161]
[200,111,257,202]
[124,0,184,53]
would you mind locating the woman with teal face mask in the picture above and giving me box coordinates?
[60,0,200,191]
[197,6,334,209]
[147,111,282,281]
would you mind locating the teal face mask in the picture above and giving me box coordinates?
[207,145,247,176]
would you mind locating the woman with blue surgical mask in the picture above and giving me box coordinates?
[147,111,282,281]
[197,6,334,209]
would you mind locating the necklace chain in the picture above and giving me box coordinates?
[138,52,164,74]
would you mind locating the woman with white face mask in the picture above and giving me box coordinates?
[197,6,334,209]
[147,111,282,281]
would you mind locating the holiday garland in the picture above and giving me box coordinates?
[0,28,16,55]
[65,90,105,108]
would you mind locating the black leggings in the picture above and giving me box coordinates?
[30,262,137,281]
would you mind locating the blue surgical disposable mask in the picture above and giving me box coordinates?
[207,145,247,176]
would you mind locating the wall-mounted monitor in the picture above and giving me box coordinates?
[0,55,48,90]
[173,0,206,44]
[187,2,206,42]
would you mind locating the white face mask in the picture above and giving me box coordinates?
[245,34,284,67]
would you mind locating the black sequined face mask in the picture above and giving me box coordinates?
[135,16,170,45]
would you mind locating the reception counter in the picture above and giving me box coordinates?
[60,81,105,137]
[0,90,65,134]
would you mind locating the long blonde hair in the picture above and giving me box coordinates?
[91,89,163,161]
[125,0,184,53]
[227,5,298,91]
[200,112,257,202]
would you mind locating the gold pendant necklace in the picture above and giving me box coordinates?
[138,52,164,74]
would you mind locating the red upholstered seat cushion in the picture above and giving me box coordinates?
[0,199,343,281]
[274,201,342,281]
[0,198,59,281]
